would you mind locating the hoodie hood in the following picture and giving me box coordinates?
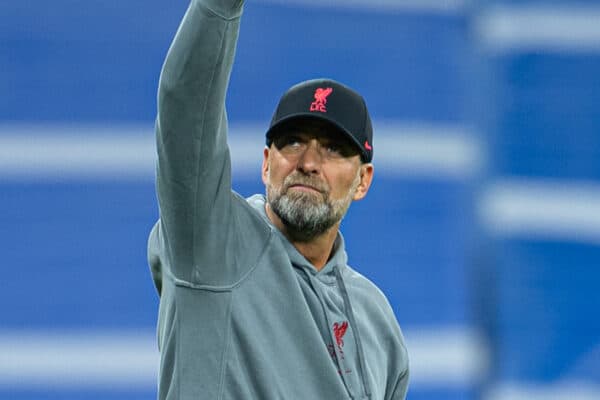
[247,194,348,282]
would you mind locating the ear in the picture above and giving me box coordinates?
[352,163,374,201]
[261,146,270,185]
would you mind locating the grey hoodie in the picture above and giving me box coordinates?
[147,0,409,399]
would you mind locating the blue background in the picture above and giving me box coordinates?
[2,1,599,399]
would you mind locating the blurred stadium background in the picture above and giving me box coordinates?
[1,0,599,399]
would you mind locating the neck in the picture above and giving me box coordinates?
[265,203,339,271]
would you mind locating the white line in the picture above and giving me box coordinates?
[374,122,482,180]
[0,122,482,181]
[477,5,600,53]
[0,331,158,388]
[485,382,600,400]
[479,179,600,244]
[255,0,466,14]
[404,327,489,388]
[0,127,156,181]
[0,327,483,389]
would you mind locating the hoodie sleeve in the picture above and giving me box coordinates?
[151,0,246,285]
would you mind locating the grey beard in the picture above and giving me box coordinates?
[269,190,342,242]
[266,174,358,242]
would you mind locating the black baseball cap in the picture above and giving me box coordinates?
[266,78,374,163]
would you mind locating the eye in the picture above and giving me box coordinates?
[325,143,342,155]
[274,134,303,151]
[324,141,356,158]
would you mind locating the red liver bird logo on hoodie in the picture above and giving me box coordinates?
[333,321,349,348]
[310,87,333,113]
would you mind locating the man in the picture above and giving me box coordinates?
[147,0,409,398]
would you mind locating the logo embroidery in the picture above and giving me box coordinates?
[333,321,349,348]
[364,140,372,151]
[310,87,333,113]
[329,321,352,376]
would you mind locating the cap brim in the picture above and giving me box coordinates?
[266,113,368,162]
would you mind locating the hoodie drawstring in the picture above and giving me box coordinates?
[335,266,372,399]
[304,267,372,400]
[305,271,358,399]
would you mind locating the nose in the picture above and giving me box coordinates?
[296,139,322,175]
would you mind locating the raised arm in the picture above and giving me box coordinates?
[154,0,243,282]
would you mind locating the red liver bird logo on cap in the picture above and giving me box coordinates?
[310,87,333,113]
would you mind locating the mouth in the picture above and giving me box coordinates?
[287,184,323,194]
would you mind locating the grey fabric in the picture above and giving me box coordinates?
[148,1,409,398]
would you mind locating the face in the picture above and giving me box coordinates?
[262,121,374,241]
